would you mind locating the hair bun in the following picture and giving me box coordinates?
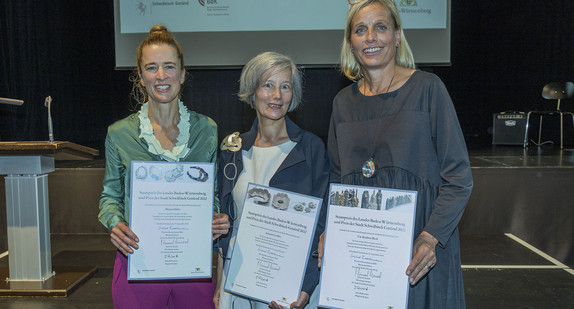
[150,25,168,35]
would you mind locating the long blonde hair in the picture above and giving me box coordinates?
[340,0,415,81]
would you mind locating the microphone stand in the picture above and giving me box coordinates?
[45,96,54,143]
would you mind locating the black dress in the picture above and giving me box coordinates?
[328,70,473,308]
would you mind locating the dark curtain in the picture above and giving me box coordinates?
[444,1,574,137]
[0,1,131,150]
[1,1,573,153]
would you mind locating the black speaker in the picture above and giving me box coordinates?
[492,112,527,145]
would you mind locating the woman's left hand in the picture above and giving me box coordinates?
[268,291,309,309]
[317,231,325,268]
[406,231,438,285]
[212,213,230,240]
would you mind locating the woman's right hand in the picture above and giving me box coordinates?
[110,222,139,256]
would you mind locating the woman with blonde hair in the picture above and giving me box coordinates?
[324,1,473,307]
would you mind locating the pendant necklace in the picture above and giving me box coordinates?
[361,70,395,179]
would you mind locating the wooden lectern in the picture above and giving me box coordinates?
[0,141,99,296]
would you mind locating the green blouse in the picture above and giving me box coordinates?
[98,108,219,231]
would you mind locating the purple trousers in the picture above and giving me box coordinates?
[112,251,215,309]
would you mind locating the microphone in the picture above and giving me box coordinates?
[0,97,24,106]
[45,96,54,143]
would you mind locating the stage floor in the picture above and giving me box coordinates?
[0,233,573,308]
[467,142,574,168]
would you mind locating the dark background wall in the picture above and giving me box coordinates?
[1,1,573,153]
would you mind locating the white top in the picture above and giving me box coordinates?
[231,140,296,231]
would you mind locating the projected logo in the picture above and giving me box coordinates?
[136,1,147,15]
[198,0,218,6]
[400,0,418,6]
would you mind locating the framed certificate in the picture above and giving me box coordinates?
[318,184,417,309]
[224,183,322,307]
[128,161,215,280]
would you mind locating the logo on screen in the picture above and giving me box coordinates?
[136,1,147,15]
[400,0,418,6]
[198,0,205,6]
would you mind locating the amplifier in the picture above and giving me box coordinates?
[492,112,527,145]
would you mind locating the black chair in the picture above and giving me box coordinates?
[523,81,574,149]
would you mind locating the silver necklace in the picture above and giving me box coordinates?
[361,70,395,178]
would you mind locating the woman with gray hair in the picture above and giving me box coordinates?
[215,51,329,309]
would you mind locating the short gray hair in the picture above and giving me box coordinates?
[238,52,303,112]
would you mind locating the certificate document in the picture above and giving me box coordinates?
[318,184,417,309]
[224,183,322,307]
[128,161,214,280]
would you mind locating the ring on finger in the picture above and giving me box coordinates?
[424,264,432,270]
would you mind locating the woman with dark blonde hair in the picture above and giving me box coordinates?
[99,25,229,308]
[324,0,473,307]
